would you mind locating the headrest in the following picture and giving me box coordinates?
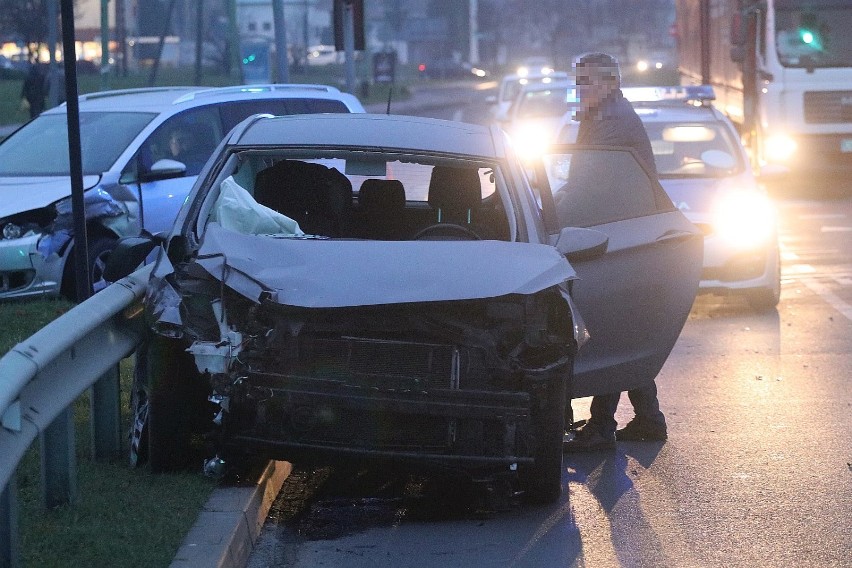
[359,179,406,211]
[427,165,481,216]
[255,160,352,215]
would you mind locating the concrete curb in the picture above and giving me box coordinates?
[170,460,292,568]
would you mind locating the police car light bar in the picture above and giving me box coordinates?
[622,85,716,104]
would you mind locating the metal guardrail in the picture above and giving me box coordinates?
[0,265,152,568]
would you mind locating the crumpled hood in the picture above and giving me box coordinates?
[0,175,101,218]
[195,223,576,308]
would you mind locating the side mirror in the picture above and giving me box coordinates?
[554,226,609,262]
[139,158,187,182]
[103,234,161,282]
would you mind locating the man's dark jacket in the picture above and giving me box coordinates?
[575,89,656,174]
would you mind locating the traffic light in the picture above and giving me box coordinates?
[798,13,822,49]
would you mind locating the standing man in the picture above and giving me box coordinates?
[560,52,668,452]
[20,61,47,119]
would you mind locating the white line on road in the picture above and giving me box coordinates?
[821,226,852,232]
[802,277,852,322]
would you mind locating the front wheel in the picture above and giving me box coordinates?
[131,338,213,473]
[61,235,117,301]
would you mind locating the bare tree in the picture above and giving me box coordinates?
[0,0,80,60]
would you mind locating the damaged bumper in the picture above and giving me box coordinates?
[0,233,64,298]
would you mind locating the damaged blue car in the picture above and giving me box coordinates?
[0,84,364,300]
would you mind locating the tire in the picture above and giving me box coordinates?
[519,375,567,504]
[61,235,117,301]
[745,250,781,311]
[134,337,212,473]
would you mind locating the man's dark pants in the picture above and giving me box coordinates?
[587,382,665,436]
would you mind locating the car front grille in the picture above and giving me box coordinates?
[804,91,852,124]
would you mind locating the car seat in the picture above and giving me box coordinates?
[254,160,352,236]
[357,179,407,240]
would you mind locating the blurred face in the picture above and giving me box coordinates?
[574,63,618,113]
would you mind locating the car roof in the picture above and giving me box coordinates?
[41,84,364,114]
[632,103,726,124]
[234,113,501,158]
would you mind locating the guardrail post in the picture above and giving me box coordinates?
[0,473,19,568]
[40,408,77,509]
[91,365,122,460]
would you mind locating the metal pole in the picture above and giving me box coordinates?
[100,0,110,90]
[47,0,60,108]
[469,0,479,65]
[227,0,243,83]
[0,474,19,568]
[272,0,289,83]
[60,0,91,303]
[91,366,122,460]
[343,0,356,94]
[194,0,204,83]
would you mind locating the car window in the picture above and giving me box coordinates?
[0,112,156,176]
[136,107,223,176]
[196,151,508,241]
[642,121,744,177]
[544,148,665,228]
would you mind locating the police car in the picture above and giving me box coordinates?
[558,85,781,310]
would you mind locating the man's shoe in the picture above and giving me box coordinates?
[563,426,616,453]
[615,418,667,442]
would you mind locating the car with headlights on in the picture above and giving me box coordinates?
[0,84,364,301]
[503,79,575,162]
[488,70,569,124]
[558,85,781,310]
[106,113,702,504]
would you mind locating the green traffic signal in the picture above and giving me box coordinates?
[799,29,815,45]
[242,54,257,65]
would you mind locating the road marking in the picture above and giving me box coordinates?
[799,214,847,219]
[802,277,852,322]
[821,226,852,233]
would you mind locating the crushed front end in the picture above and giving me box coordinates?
[162,268,575,472]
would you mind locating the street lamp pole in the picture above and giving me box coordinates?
[469,0,479,65]
[100,0,110,90]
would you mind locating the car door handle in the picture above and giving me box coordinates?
[655,229,695,243]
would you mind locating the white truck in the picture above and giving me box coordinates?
[675,0,852,178]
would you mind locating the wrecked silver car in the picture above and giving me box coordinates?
[0,84,364,300]
[108,113,702,504]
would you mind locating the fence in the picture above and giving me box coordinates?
[0,265,152,568]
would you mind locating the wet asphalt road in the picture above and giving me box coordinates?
[245,83,852,568]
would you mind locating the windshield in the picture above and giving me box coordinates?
[775,1,852,68]
[0,112,156,176]
[642,121,744,178]
[515,87,573,119]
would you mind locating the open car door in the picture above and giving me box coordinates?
[534,145,702,398]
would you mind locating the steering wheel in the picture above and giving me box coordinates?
[412,223,482,241]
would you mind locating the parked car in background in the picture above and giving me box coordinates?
[106,112,702,504]
[0,84,364,301]
[502,79,575,162]
[488,70,569,123]
[559,85,781,310]
[306,45,342,66]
